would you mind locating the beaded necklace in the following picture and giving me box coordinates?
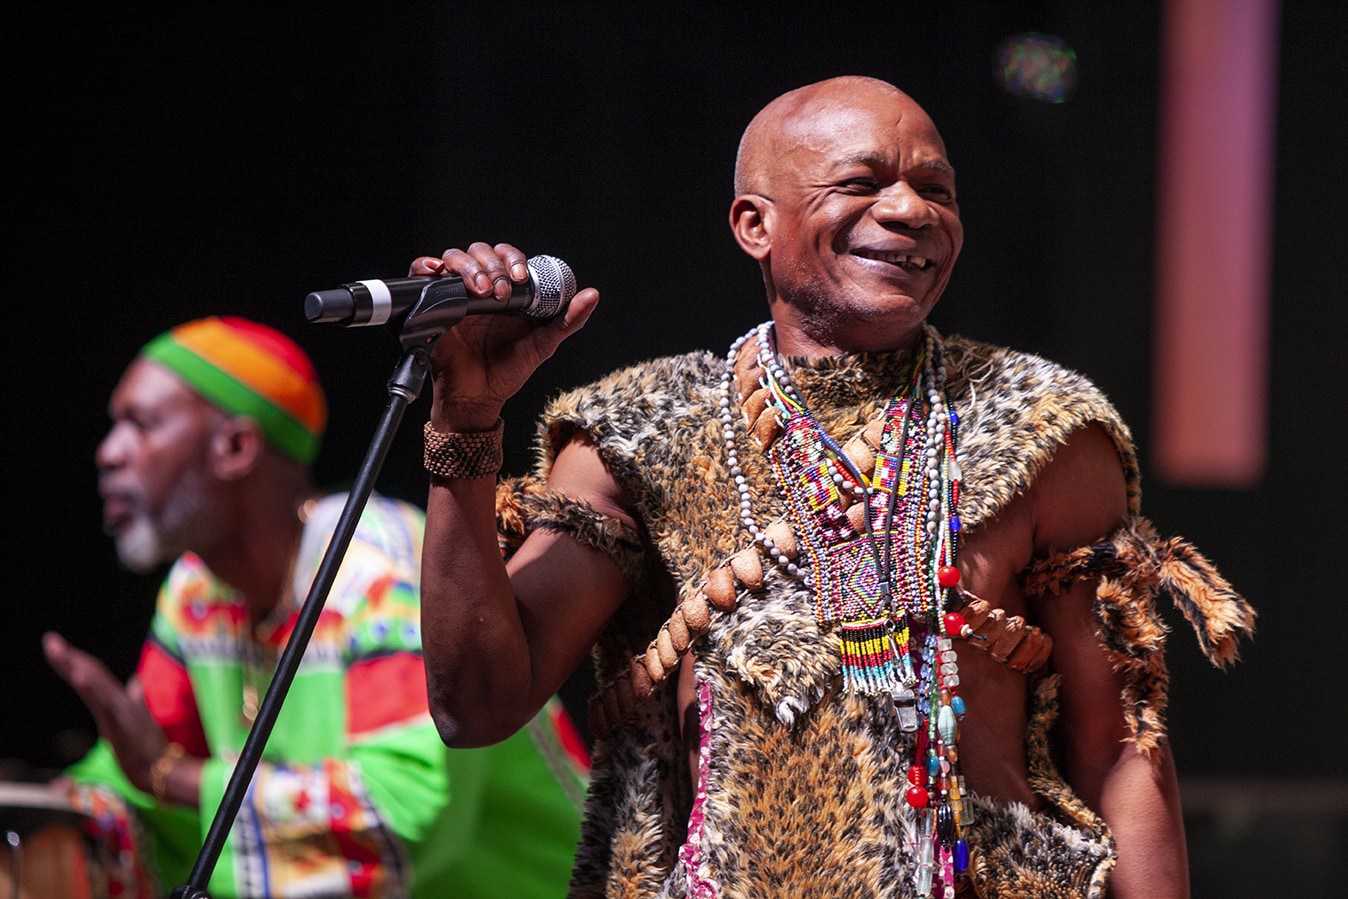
[240,499,314,727]
[241,542,298,726]
[720,322,973,899]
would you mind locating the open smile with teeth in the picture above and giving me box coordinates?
[854,249,934,270]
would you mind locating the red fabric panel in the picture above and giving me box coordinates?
[346,652,429,738]
[137,641,209,757]
[322,758,385,898]
[548,701,593,773]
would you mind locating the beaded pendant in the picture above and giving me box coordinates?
[768,386,923,694]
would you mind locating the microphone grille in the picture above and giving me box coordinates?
[524,255,578,319]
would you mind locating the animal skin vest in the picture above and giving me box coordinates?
[498,333,1253,899]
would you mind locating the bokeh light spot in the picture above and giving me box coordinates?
[996,32,1078,103]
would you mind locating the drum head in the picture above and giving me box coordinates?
[0,783,88,837]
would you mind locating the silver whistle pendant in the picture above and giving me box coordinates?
[890,687,919,732]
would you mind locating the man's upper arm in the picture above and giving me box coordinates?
[503,432,640,710]
[1029,422,1129,558]
[542,430,642,534]
[1025,424,1144,808]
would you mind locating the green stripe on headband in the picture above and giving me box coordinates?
[143,336,321,464]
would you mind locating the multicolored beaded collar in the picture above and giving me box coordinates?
[721,322,973,898]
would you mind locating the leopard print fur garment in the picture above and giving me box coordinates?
[508,333,1249,899]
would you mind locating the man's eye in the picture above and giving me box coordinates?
[919,184,954,201]
[840,178,879,193]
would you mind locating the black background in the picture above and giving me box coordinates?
[6,2,1346,893]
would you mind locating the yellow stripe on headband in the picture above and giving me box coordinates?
[172,318,325,434]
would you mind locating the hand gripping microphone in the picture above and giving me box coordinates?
[304,254,577,330]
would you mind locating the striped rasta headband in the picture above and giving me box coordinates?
[140,316,327,464]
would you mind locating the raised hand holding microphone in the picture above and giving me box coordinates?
[413,242,600,433]
[305,253,576,327]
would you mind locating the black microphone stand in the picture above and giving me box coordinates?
[172,298,457,899]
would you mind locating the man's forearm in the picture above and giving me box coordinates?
[420,426,637,748]
[1099,745,1189,899]
[422,474,537,747]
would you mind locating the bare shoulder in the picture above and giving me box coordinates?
[1026,422,1128,557]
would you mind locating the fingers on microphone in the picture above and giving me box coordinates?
[465,242,513,300]
[439,248,492,296]
[494,243,530,284]
[410,256,445,276]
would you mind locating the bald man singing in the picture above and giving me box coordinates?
[410,77,1253,899]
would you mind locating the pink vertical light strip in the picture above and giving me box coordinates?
[1154,0,1279,487]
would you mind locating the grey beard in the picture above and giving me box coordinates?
[114,516,167,574]
[112,469,210,574]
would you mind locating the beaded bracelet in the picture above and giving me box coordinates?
[424,419,505,479]
[149,742,186,802]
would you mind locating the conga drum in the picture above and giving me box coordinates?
[0,782,104,899]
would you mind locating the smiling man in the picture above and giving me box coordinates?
[410,76,1254,899]
[730,79,962,356]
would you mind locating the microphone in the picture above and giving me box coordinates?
[305,254,577,328]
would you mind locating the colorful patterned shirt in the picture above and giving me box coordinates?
[69,493,588,898]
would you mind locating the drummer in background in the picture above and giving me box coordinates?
[41,317,589,898]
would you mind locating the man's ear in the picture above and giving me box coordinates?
[210,417,265,481]
[729,194,774,261]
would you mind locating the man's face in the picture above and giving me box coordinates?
[759,88,964,333]
[96,359,223,573]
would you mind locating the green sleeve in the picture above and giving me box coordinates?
[431,718,585,899]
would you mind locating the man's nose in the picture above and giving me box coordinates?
[872,182,937,229]
[95,425,127,471]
